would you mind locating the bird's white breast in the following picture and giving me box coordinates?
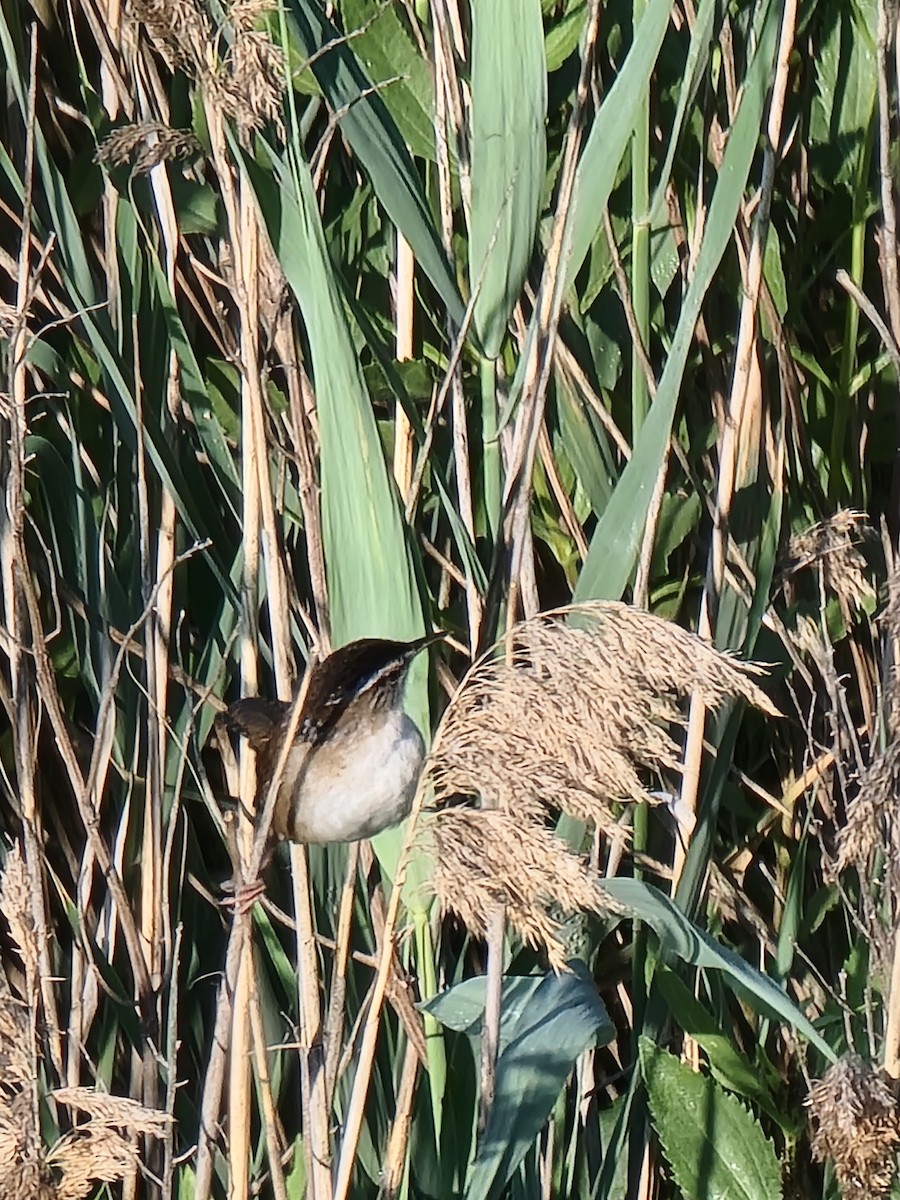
[285,709,425,843]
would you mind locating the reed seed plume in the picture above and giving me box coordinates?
[808,1054,900,1200]
[128,0,285,140]
[96,123,200,174]
[422,603,777,965]
[128,0,213,71]
[0,842,38,984]
[782,508,876,615]
[428,809,622,972]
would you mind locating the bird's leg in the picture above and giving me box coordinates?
[220,813,276,914]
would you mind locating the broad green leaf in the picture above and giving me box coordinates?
[244,142,423,646]
[469,0,547,358]
[574,0,779,602]
[283,0,465,330]
[448,965,614,1200]
[809,0,877,187]
[422,974,543,1041]
[603,878,836,1062]
[545,1,587,73]
[339,0,435,161]
[556,368,616,514]
[423,968,614,1050]
[640,1039,783,1200]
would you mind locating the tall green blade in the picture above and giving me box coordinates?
[468,0,547,358]
[574,0,779,602]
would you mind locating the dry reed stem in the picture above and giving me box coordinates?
[377,1038,420,1199]
[2,29,64,1087]
[324,844,360,1108]
[680,0,798,905]
[246,950,288,1200]
[0,845,170,1200]
[194,664,314,1198]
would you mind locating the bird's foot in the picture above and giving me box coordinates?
[220,877,266,915]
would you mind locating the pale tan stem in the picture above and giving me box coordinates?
[377,1039,420,1199]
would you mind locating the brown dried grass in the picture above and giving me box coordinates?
[0,845,171,1200]
[127,0,284,139]
[782,508,876,615]
[95,122,200,174]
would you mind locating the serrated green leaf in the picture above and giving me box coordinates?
[655,968,789,1128]
[339,0,435,161]
[641,1038,783,1200]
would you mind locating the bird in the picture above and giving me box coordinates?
[218,633,444,845]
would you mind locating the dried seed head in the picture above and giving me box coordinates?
[96,123,200,174]
[224,30,285,138]
[128,0,213,70]
[50,1088,173,1135]
[783,509,876,615]
[1,843,38,983]
[428,603,776,829]
[0,1155,56,1200]
[128,0,284,140]
[808,1055,900,1200]
[47,1127,140,1200]
[41,1091,172,1200]
[423,603,776,965]
[426,808,621,971]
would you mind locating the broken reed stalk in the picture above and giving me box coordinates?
[479,903,506,1130]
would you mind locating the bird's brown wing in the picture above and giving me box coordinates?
[218,698,290,751]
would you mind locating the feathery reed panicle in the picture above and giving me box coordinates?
[808,1054,900,1200]
[429,809,623,972]
[422,603,777,966]
[127,0,285,140]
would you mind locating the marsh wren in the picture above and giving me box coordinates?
[220,633,443,844]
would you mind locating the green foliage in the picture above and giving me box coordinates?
[1,0,898,1195]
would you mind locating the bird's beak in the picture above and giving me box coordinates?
[406,630,448,659]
